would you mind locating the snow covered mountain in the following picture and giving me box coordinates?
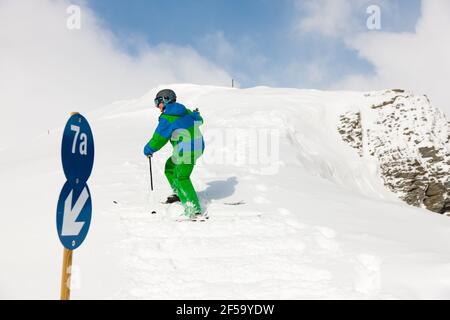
[1,84,450,299]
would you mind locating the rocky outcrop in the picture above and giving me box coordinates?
[338,112,363,157]
[338,90,450,214]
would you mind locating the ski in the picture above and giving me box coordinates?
[224,200,245,206]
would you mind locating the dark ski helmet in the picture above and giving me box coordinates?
[154,89,177,107]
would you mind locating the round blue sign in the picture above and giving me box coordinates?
[56,181,92,250]
[61,113,94,186]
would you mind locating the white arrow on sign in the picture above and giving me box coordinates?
[61,187,89,236]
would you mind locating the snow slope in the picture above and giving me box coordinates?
[1,84,450,299]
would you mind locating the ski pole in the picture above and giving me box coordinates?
[148,156,157,215]
[148,156,154,191]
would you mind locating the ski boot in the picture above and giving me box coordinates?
[163,194,180,204]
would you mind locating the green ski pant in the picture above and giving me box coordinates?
[164,157,201,216]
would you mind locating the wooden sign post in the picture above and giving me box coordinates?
[60,248,73,300]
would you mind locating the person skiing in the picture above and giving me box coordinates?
[143,89,205,218]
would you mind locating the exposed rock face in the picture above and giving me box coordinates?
[338,90,450,214]
[338,112,363,157]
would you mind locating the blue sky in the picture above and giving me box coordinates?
[87,0,421,89]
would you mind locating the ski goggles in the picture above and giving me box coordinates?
[154,96,172,107]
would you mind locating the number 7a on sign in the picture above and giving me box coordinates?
[70,125,88,155]
[61,112,94,185]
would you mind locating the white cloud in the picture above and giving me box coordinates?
[296,0,397,38]
[297,0,356,38]
[335,0,450,116]
[0,0,231,148]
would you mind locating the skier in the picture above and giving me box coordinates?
[143,89,205,219]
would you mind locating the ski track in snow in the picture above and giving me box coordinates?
[114,200,381,299]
